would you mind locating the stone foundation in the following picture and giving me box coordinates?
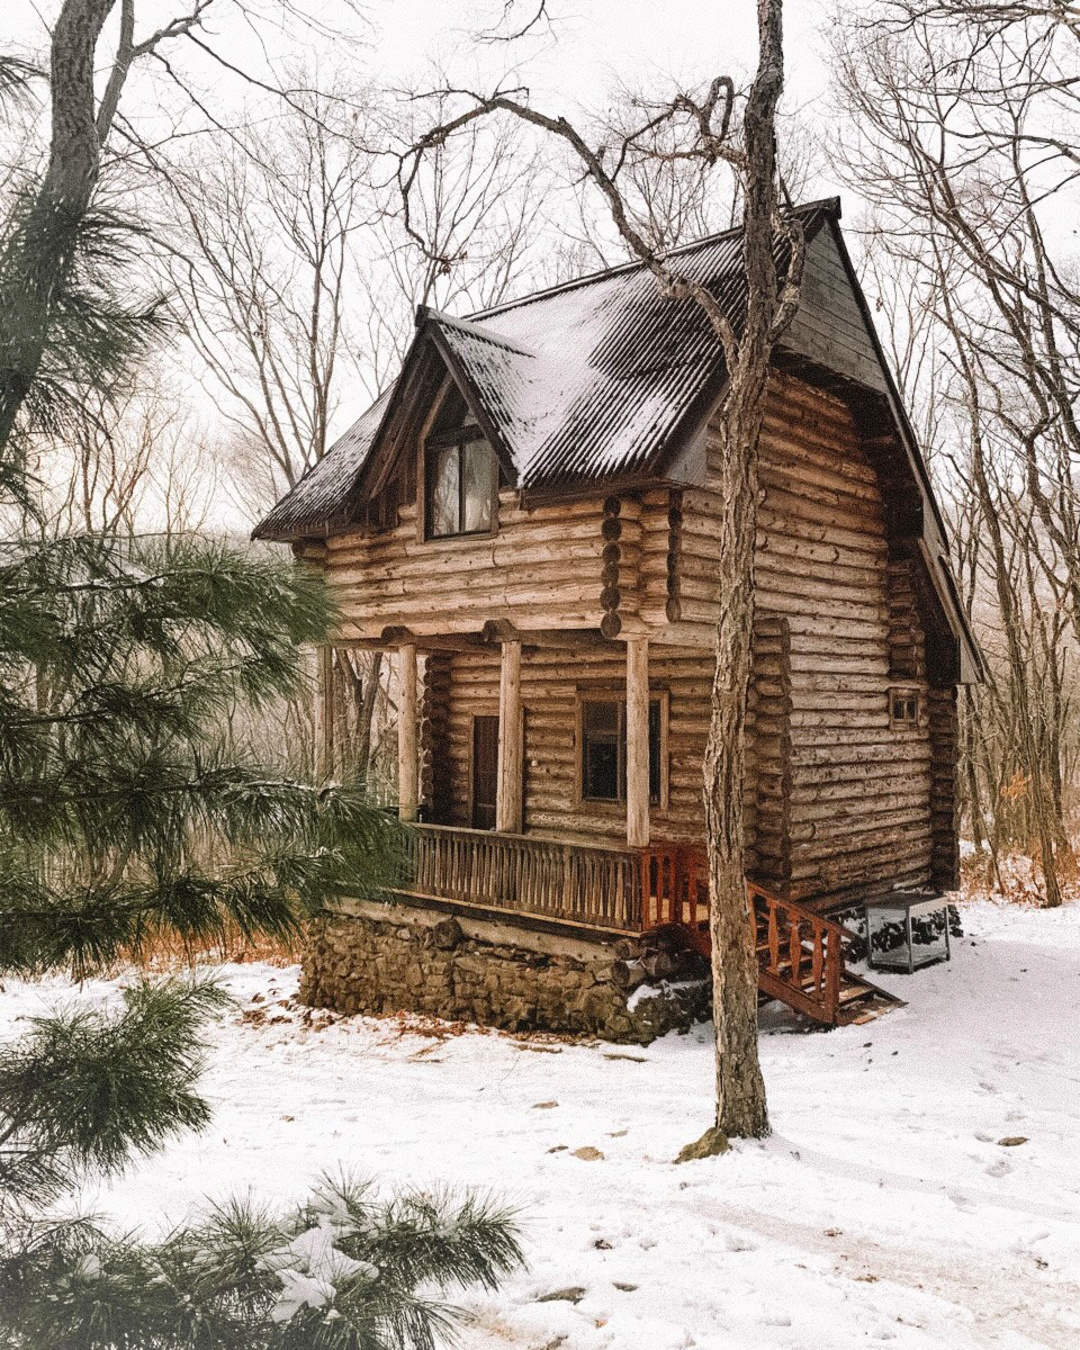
[300,901,710,1045]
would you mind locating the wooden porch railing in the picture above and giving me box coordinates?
[749,879,845,1024]
[403,823,644,931]
[399,828,857,1025]
[641,844,710,937]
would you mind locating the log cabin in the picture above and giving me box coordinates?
[255,198,981,1037]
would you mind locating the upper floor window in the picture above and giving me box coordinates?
[426,426,497,538]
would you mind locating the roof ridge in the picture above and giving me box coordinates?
[417,306,536,356]
[465,196,841,323]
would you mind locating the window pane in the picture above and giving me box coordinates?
[430,444,460,536]
[648,699,662,803]
[585,738,621,800]
[583,699,621,800]
[463,439,495,532]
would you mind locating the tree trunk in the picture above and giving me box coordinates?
[0,0,117,455]
[703,392,769,1137]
[702,0,788,1140]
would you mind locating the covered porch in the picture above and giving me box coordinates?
[318,621,885,1026]
[384,620,665,851]
[394,823,877,1026]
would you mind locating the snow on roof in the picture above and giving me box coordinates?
[254,201,835,541]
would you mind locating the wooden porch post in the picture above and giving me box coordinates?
[496,638,523,832]
[625,635,650,849]
[397,642,419,822]
[314,644,334,780]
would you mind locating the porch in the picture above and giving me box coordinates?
[394,823,889,1026]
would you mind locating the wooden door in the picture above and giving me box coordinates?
[471,715,499,830]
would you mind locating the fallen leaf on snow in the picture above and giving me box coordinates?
[536,1286,586,1304]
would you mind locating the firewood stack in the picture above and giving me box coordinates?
[608,925,710,992]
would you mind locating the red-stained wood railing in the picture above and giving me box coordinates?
[748,879,846,1024]
[642,852,850,1024]
[641,844,711,952]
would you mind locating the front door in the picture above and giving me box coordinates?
[471,714,499,829]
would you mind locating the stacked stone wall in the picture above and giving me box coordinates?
[300,905,709,1046]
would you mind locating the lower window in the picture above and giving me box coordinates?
[580,695,665,804]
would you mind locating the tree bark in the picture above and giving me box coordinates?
[0,0,118,456]
[703,0,789,1139]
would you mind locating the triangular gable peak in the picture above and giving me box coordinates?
[348,317,522,526]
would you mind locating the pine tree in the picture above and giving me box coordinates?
[0,15,524,1344]
[0,1173,522,1348]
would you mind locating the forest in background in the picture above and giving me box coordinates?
[3,0,1077,905]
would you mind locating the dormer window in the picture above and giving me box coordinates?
[426,426,497,538]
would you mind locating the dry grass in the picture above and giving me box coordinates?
[121,923,302,973]
[961,848,1080,907]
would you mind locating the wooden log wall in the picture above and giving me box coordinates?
[423,644,713,846]
[749,614,793,885]
[928,685,960,891]
[421,651,452,820]
[687,370,936,906]
[886,559,925,680]
[306,361,957,909]
[316,492,612,638]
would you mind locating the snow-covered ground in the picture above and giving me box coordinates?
[5,899,1080,1349]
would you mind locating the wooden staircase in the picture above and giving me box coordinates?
[644,851,900,1027]
[747,882,900,1026]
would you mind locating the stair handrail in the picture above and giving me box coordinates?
[747,881,848,1023]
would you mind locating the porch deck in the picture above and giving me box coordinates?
[396,823,894,1025]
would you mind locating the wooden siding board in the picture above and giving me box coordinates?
[780,230,889,393]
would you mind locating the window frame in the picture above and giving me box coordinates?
[423,423,498,541]
[574,688,669,811]
[888,685,920,731]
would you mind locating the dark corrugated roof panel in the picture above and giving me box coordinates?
[254,391,391,541]
[254,201,832,540]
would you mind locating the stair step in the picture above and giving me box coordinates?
[837,982,874,1004]
[669,884,904,1029]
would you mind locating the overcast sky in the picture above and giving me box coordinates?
[5,0,843,531]
[373,0,832,109]
[9,0,835,146]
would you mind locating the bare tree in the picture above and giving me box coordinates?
[834,0,1080,902]
[161,82,376,503]
[547,84,824,276]
[398,0,803,1140]
[0,0,373,469]
[367,97,550,381]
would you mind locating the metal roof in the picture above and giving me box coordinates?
[253,200,834,542]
